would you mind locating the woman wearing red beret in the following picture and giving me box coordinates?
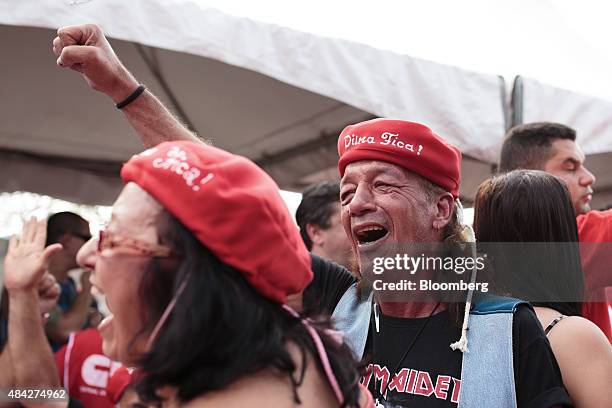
[69,141,372,407]
[1,140,373,407]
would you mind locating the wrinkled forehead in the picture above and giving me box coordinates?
[341,160,413,186]
[109,182,163,236]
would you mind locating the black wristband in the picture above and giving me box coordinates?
[116,84,146,109]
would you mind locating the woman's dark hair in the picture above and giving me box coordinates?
[473,170,583,316]
[131,210,361,406]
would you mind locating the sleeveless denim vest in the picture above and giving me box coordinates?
[331,284,526,407]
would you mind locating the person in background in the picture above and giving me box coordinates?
[473,170,612,408]
[296,181,353,269]
[295,181,357,315]
[45,212,96,350]
[500,122,612,342]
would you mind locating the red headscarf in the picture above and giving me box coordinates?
[338,119,462,197]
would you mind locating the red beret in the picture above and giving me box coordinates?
[338,119,461,198]
[121,141,312,304]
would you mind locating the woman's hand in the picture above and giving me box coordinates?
[3,218,63,292]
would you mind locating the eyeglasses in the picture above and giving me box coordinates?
[97,229,177,258]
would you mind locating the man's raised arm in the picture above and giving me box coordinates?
[53,24,202,148]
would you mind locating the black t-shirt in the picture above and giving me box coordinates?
[363,306,573,407]
[302,253,356,315]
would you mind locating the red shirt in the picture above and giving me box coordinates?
[577,209,612,343]
[55,328,122,407]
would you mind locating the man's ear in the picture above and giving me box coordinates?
[305,223,325,247]
[432,192,455,230]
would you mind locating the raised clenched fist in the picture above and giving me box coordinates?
[52,24,139,103]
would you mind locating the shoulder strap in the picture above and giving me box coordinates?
[459,295,527,408]
[459,311,517,408]
[471,294,529,315]
[331,283,372,360]
[544,315,566,335]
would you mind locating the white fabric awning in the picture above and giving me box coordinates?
[0,0,609,208]
[0,0,505,204]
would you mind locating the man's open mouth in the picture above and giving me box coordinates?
[355,225,389,246]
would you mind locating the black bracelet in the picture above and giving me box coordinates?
[116,84,146,109]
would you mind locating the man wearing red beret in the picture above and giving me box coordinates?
[54,25,571,407]
[332,118,571,407]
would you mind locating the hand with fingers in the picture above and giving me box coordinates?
[52,24,139,102]
[3,218,63,293]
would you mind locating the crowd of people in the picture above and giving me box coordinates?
[0,23,611,407]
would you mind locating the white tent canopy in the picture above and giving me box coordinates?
[0,0,505,205]
[0,0,610,208]
[197,0,612,104]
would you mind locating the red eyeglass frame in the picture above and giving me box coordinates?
[97,229,178,258]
